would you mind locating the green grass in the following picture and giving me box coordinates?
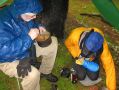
[0,73,18,90]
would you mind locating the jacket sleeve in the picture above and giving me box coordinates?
[82,60,99,72]
[28,20,42,28]
[65,30,81,58]
[0,33,32,60]
[100,41,116,90]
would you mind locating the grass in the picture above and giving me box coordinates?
[0,0,119,90]
[0,73,18,90]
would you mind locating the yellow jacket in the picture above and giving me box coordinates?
[65,27,116,90]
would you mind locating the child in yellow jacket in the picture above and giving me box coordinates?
[65,27,116,90]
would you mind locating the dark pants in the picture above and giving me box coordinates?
[72,59,100,81]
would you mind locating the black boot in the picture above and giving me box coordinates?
[41,73,58,82]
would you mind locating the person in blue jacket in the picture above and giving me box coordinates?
[0,0,58,90]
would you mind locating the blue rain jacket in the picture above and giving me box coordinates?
[0,0,42,62]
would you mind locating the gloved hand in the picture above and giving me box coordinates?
[17,58,31,78]
[75,57,84,65]
[30,61,41,69]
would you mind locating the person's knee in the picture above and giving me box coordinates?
[78,73,86,80]
[51,36,58,46]
[50,36,58,54]
[88,74,99,81]
[72,63,86,80]
[28,67,40,80]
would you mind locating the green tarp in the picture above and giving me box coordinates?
[92,0,119,31]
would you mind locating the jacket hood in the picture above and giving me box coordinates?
[8,0,43,18]
[85,32,104,52]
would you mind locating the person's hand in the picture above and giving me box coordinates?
[17,58,31,78]
[28,28,39,40]
[39,26,46,34]
[75,57,84,65]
